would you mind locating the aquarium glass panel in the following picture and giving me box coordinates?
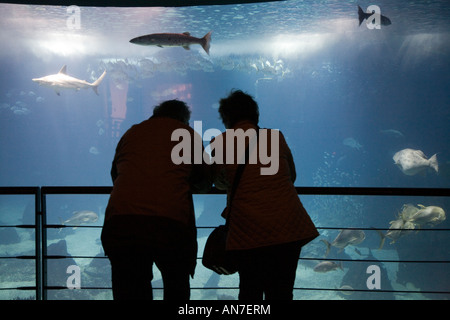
[0,194,36,300]
[300,194,450,300]
[0,1,449,188]
[45,194,108,300]
[0,0,449,300]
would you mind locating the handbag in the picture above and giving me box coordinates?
[202,142,251,275]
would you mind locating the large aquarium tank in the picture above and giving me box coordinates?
[0,0,449,300]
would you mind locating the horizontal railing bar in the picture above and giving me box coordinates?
[293,287,450,294]
[0,286,37,291]
[0,225,36,228]
[38,254,450,264]
[41,186,112,194]
[39,286,450,295]
[0,255,36,259]
[44,255,108,259]
[47,225,450,231]
[4,285,447,296]
[295,187,450,196]
[26,186,450,197]
[297,257,450,263]
[197,226,450,231]
[44,224,101,229]
[0,186,40,195]
[4,285,449,296]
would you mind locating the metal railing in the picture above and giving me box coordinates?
[1,186,449,300]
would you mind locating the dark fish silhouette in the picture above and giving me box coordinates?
[358,5,391,27]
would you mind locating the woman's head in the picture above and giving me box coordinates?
[218,90,259,129]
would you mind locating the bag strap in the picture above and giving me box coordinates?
[225,128,258,226]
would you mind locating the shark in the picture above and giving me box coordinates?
[32,65,107,95]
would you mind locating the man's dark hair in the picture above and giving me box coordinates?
[218,90,259,128]
[152,99,191,125]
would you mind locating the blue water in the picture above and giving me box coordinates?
[0,0,449,188]
[0,1,449,300]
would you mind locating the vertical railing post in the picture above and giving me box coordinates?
[40,188,48,300]
[35,187,43,300]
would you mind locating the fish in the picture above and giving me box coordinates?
[321,229,365,257]
[313,261,343,273]
[32,65,107,96]
[393,148,438,176]
[60,210,99,229]
[358,5,391,27]
[376,218,414,249]
[380,129,404,138]
[337,285,354,296]
[343,137,363,150]
[130,31,212,55]
[407,204,446,228]
[375,203,442,249]
[399,203,420,221]
[89,146,100,155]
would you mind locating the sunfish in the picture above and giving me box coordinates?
[32,65,106,96]
[130,31,212,55]
[393,148,438,176]
[407,204,446,228]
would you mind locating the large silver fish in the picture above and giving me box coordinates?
[393,148,438,176]
[407,204,446,227]
[130,31,212,55]
[313,261,343,273]
[32,65,106,96]
[376,218,414,249]
[61,210,99,229]
[321,229,366,257]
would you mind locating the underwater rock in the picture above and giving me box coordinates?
[46,240,77,288]
[396,236,449,299]
[83,253,111,289]
[0,227,21,245]
[340,249,394,300]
